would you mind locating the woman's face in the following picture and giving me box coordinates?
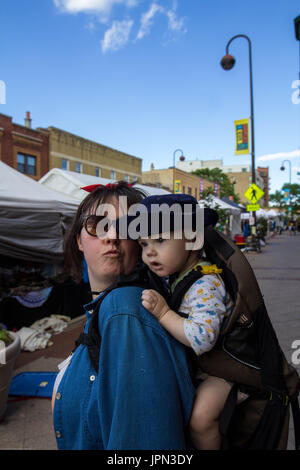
[77,197,140,293]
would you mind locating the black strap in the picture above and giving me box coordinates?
[204,226,235,261]
[291,397,300,450]
[219,383,238,449]
[171,267,204,312]
[75,332,93,347]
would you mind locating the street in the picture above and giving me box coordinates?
[0,231,299,450]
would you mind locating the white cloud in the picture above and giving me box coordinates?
[136,3,163,40]
[54,0,187,53]
[257,149,300,162]
[101,19,133,52]
[54,0,137,15]
[166,1,186,33]
[136,1,186,41]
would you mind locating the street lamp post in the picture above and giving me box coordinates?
[221,34,256,185]
[173,148,185,193]
[280,159,292,184]
[221,34,256,226]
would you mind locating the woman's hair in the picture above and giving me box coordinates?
[64,181,146,282]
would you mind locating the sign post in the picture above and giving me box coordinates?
[244,184,264,229]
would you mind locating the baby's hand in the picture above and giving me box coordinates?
[142,289,170,320]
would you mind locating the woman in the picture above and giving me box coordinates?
[52,182,195,450]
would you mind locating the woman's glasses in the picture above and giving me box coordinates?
[81,214,115,238]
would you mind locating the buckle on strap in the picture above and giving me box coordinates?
[269,391,289,406]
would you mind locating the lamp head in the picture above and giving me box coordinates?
[220,54,235,70]
[280,166,285,171]
[179,155,185,161]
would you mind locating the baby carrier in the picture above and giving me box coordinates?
[170,226,300,450]
[75,227,300,450]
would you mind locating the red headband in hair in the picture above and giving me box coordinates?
[81,183,133,193]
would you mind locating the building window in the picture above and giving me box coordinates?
[110,170,116,179]
[62,159,69,170]
[95,167,101,177]
[228,168,232,172]
[242,167,247,172]
[17,153,36,176]
[124,174,130,182]
[188,187,192,195]
[182,185,185,193]
[75,162,82,173]
[132,176,137,182]
[195,188,197,199]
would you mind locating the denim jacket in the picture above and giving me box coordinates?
[53,285,195,450]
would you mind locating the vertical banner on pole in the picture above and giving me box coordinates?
[174,180,181,193]
[199,177,203,199]
[283,188,290,202]
[234,119,250,155]
[214,181,218,196]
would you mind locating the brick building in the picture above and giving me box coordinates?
[37,126,142,183]
[0,112,49,181]
[0,112,142,183]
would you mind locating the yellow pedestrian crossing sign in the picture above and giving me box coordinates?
[244,184,264,204]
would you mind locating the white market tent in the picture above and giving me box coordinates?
[200,196,241,215]
[265,209,280,218]
[0,161,78,262]
[39,168,171,201]
[198,195,242,236]
[256,208,268,218]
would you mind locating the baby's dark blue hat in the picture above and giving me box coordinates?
[116,193,218,239]
[139,194,218,227]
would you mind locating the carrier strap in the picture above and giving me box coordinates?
[291,397,300,450]
[171,268,204,313]
[219,383,238,449]
[204,226,235,261]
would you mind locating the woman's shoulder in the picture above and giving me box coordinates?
[99,285,154,321]
[105,285,143,303]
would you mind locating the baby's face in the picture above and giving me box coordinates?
[138,234,190,277]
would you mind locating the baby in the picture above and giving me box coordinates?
[135,194,245,450]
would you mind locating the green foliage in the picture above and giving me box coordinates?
[269,190,285,209]
[200,193,229,228]
[269,183,300,216]
[192,168,240,204]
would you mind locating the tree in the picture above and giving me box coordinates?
[282,183,300,215]
[269,184,300,216]
[192,168,240,204]
[269,190,285,209]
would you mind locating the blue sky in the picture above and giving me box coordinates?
[1,0,299,195]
